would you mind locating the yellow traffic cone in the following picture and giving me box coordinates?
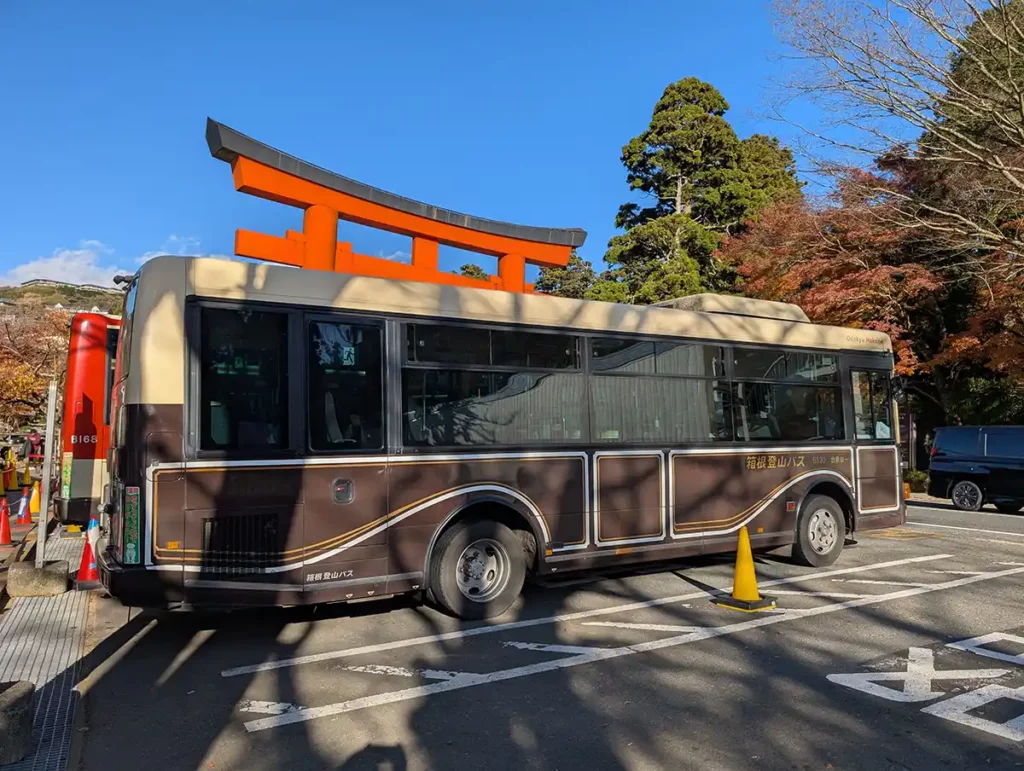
[29,480,40,516]
[715,526,776,612]
[21,465,30,486]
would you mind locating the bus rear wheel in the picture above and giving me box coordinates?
[429,519,526,620]
[792,495,846,568]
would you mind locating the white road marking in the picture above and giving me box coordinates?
[984,539,1024,547]
[921,684,1024,741]
[222,553,950,678]
[908,504,1024,521]
[947,632,1024,666]
[832,579,934,588]
[342,664,469,680]
[502,642,605,655]
[907,521,1024,538]
[926,570,987,576]
[242,561,1024,732]
[769,590,867,599]
[239,701,305,715]
[581,622,704,633]
[827,648,1009,703]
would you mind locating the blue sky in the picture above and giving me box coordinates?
[0,1,815,287]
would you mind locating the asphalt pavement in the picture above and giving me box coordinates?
[74,502,1024,771]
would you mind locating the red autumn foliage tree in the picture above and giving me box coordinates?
[717,176,942,376]
[931,281,1024,383]
[0,305,70,431]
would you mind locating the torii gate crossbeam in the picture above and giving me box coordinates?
[206,119,586,293]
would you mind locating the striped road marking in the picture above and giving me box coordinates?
[222,554,950,679]
[242,561,1024,732]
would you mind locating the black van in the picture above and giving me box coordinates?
[927,426,1024,513]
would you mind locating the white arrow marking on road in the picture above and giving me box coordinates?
[947,633,1024,666]
[239,701,305,715]
[582,622,703,633]
[827,648,1009,703]
[921,684,1024,741]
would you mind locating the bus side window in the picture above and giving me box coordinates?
[198,307,289,452]
[851,370,892,440]
[307,320,384,451]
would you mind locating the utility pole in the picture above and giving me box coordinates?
[36,380,58,568]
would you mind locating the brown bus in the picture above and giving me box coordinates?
[99,256,904,618]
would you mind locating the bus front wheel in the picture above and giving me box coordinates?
[792,495,846,568]
[428,519,526,620]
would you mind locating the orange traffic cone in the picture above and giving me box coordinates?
[75,515,101,588]
[0,498,12,547]
[15,487,31,525]
[714,526,776,612]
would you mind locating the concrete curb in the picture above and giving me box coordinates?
[0,680,35,764]
[0,523,37,609]
[6,560,70,598]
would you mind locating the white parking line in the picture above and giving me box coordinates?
[239,701,305,715]
[907,521,1024,538]
[833,579,934,588]
[769,590,867,599]
[243,562,1024,732]
[908,504,1024,521]
[342,664,468,680]
[221,554,950,678]
[502,642,604,655]
[581,622,703,633]
[984,539,1024,548]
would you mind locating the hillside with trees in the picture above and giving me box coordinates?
[0,281,123,431]
[0,282,122,314]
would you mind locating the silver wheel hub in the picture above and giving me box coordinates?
[456,538,510,603]
[953,482,980,510]
[808,509,838,554]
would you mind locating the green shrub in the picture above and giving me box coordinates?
[904,469,928,493]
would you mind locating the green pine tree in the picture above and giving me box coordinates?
[604,77,801,304]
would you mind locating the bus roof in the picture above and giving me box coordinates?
[653,294,811,323]
[125,255,892,405]
[137,254,891,351]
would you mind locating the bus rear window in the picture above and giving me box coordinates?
[115,281,137,381]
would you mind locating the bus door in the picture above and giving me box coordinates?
[300,314,390,601]
[847,358,901,518]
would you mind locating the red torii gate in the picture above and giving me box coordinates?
[206,119,586,292]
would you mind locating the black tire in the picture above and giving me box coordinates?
[792,494,847,568]
[994,502,1023,515]
[951,480,984,512]
[428,519,526,620]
